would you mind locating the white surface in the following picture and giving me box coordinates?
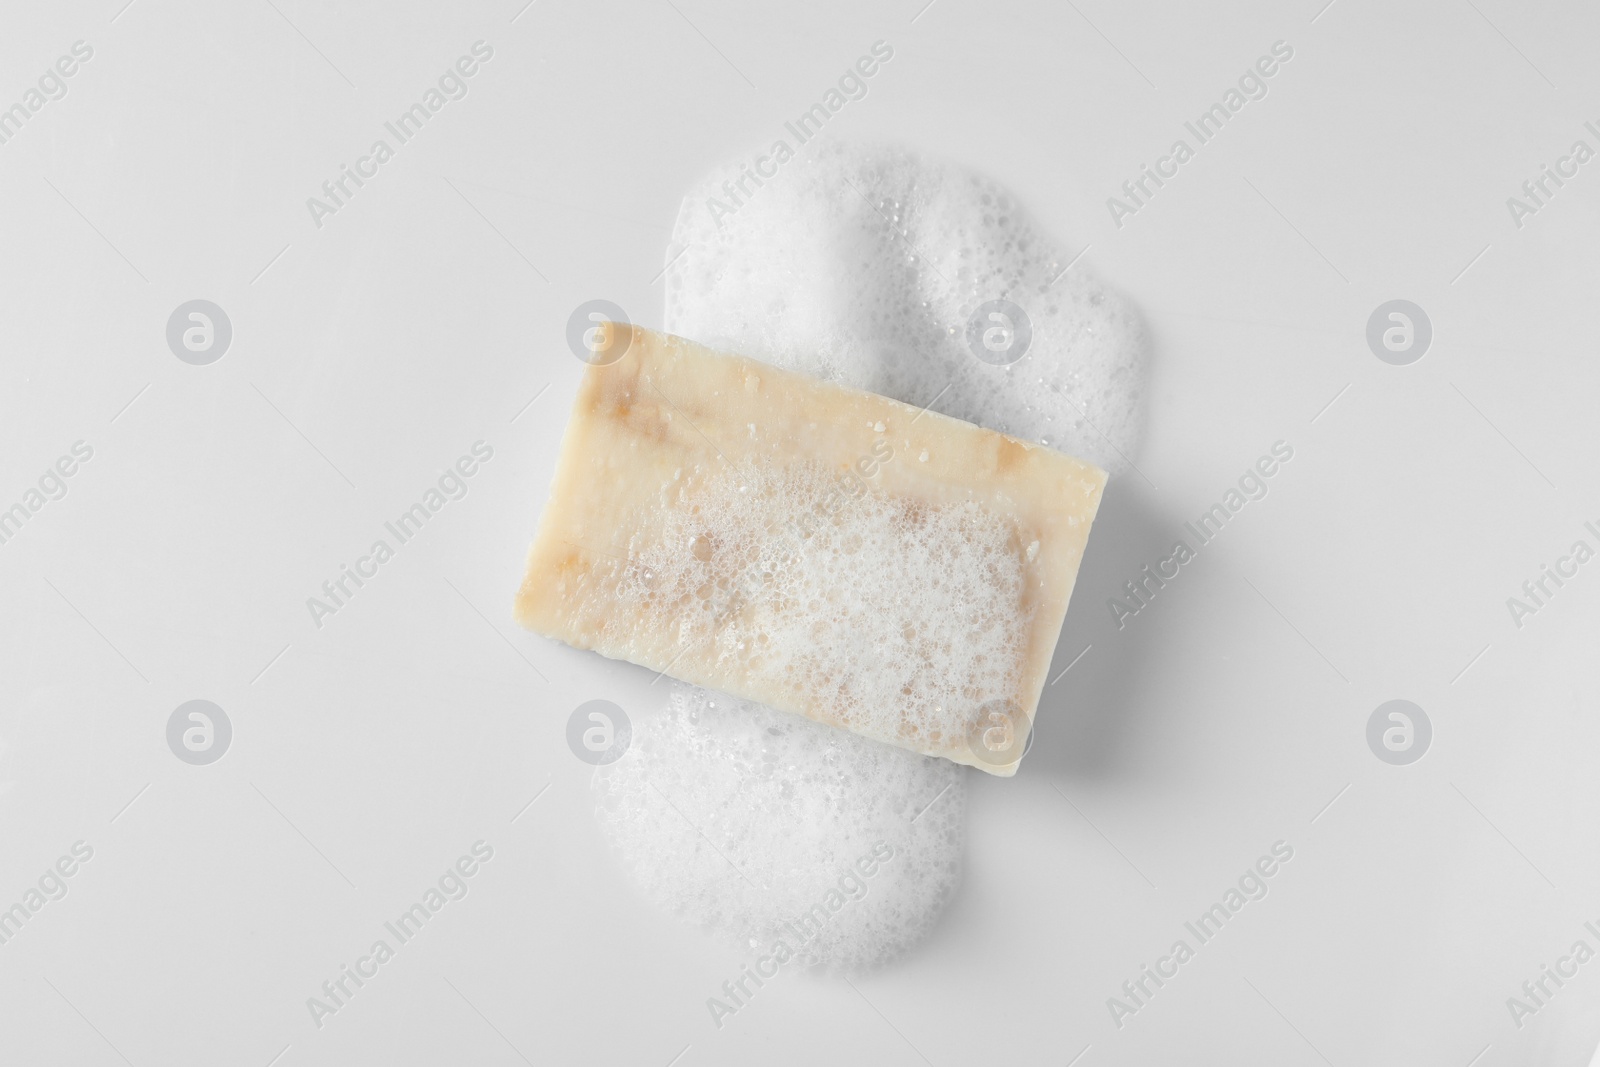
[3,1,1600,1065]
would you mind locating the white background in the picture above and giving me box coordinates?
[3,0,1600,1064]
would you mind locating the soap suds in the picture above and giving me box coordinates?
[664,140,1147,472]
[611,459,1032,754]
[594,685,965,972]
[592,142,1147,971]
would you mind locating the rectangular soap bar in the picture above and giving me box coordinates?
[514,325,1106,775]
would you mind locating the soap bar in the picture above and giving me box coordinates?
[514,325,1106,775]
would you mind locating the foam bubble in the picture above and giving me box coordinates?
[616,459,1031,754]
[664,140,1148,472]
[592,142,1148,971]
[593,685,965,972]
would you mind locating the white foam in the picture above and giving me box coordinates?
[593,685,965,972]
[664,140,1148,472]
[592,141,1147,972]
[617,458,1031,754]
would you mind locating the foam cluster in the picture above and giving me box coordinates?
[664,140,1148,472]
[616,459,1031,753]
[591,142,1147,971]
[592,685,965,972]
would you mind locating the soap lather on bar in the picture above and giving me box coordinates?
[514,324,1106,776]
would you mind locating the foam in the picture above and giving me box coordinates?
[593,685,965,972]
[616,457,1033,754]
[664,140,1148,472]
[591,142,1147,971]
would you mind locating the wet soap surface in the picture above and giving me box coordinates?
[516,325,1107,773]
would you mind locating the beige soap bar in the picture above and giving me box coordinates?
[514,325,1106,775]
